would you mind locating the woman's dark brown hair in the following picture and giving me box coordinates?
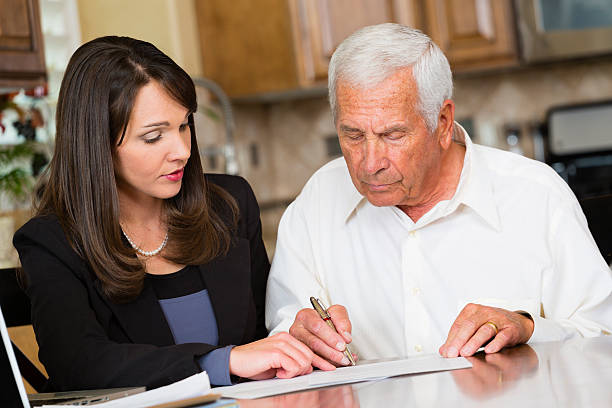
[36,36,237,302]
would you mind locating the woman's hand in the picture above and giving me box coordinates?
[229,332,336,380]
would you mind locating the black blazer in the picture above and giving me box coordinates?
[13,174,270,391]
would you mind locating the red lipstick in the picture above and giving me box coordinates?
[164,168,184,181]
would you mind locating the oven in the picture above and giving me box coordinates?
[545,100,612,263]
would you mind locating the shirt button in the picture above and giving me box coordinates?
[411,287,421,296]
[409,231,416,237]
[414,345,423,352]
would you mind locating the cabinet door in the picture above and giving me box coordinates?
[424,0,518,71]
[195,0,302,97]
[290,0,423,85]
[0,0,46,88]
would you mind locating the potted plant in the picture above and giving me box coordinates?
[0,93,49,268]
[0,142,35,203]
[0,141,38,267]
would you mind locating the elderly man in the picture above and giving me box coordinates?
[266,23,612,366]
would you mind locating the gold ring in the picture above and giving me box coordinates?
[484,321,499,335]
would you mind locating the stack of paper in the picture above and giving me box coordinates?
[215,354,471,399]
[42,372,212,408]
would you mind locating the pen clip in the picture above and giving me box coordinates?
[315,298,332,320]
[317,298,330,312]
[310,297,331,320]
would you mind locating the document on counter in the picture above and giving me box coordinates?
[214,354,471,399]
[42,372,215,408]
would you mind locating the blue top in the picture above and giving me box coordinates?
[148,266,234,386]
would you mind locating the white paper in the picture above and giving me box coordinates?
[214,354,471,399]
[42,372,211,408]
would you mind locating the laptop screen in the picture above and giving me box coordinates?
[0,305,30,408]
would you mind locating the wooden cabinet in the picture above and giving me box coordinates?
[0,0,46,89]
[195,0,517,98]
[195,0,421,98]
[290,0,422,86]
[195,0,297,98]
[422,0,518,71]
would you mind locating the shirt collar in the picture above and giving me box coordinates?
[342,176,367,223]
[453,125,502,231]
[342,123,501,231]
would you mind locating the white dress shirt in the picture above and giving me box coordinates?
[266,132,612,360]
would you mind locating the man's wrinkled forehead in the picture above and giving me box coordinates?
[334,68,419,120]
[335,65,415,94]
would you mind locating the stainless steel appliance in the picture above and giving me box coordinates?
[545,100,612,263]
[515,0,612,62]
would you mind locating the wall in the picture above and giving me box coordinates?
[76,0,203,77]
[454,59,612,150]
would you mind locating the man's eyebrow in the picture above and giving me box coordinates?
[379,125,410,135]
[339,124,363,133]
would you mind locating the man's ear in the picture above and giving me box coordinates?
[436,99,455,150]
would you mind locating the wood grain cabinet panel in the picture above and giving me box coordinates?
[292,0,421,84]
[0,0,46,89]
[195,0,518,97]
[423,0,518,71]
[195,0,299,98]
[195,0,421,98]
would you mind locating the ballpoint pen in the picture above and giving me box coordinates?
[309,296,356,366]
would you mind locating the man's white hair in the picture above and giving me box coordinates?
[328,23,453,132]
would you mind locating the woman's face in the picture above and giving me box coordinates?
[114,80,191,203]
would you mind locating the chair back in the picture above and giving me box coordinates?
[0,268,47,392]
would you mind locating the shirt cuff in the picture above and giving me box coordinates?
[197,345,235,386]
[527,315,574,344]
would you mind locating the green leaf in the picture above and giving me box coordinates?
[0,168,33,201]
[0,143,34,166]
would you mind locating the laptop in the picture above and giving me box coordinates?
[0,304,144,407]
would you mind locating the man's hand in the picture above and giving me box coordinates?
[451,344,539,398]
[439,304,534,358]
[289,305,355,367]
[229,332,333,380]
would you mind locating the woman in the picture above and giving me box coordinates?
[13,36,331,391]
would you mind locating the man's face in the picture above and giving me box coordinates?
[336,68,451,208]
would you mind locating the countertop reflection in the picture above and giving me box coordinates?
[238,336,612,407]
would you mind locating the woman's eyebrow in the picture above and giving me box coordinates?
[142,112,190,129]
[141,121,170,129]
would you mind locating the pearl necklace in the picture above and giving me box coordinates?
[121,228,168,257]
